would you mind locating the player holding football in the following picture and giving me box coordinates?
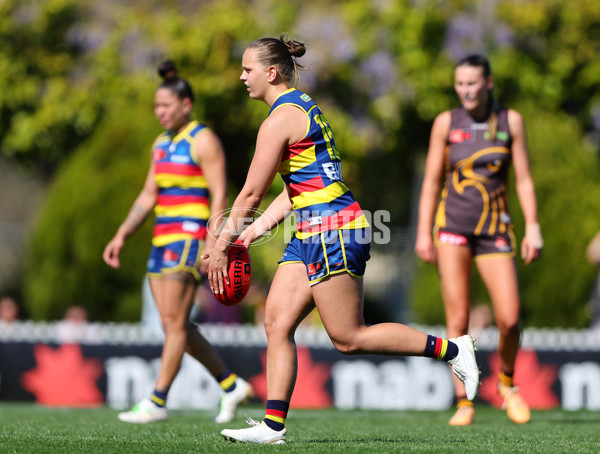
[415,55,542,426]
[103,60,252,424]
[203,36,481,444]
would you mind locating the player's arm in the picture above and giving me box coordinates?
[509,108,542,265]
[238,185,293,247]
[414,111,450,264]
[194,130,228,274]
[103,160,158,268]
[206,105,304,292]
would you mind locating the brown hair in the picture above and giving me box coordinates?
[247,35,306,85]
[457,54,498,141]
[157,60,194,103]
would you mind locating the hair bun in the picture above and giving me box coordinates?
[158,60,178,80]
[279,35,306,58]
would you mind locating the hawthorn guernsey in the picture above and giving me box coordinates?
[213,244,252,306]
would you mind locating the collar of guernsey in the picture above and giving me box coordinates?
[269,88,369,239]
[151,121,210,247]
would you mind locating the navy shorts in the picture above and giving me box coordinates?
[434,226,516,259]
[279,228,371,285]
[147,238,203,281]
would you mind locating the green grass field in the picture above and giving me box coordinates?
[0,403,598,453]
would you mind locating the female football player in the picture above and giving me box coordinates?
[204,36,480,444]
[103,60,252,424]
[415,54,542,426]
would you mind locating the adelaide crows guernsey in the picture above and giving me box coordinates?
[152,121,210,246]
[435,107,513,236]
[270,89,368,239]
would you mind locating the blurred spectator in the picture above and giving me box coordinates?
[586,232,600,329]
[0,296,20,323]
[56,305,100,343]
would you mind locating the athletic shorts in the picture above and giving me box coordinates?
[279,228,371,285]
[147,238,203,281]
[434,226,516,259]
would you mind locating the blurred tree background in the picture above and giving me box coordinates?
[0,0,598,326]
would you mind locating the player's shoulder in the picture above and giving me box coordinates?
[432,110,452,134]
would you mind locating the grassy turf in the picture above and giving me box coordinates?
[0,403,598,453]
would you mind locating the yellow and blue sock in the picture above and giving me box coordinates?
[150,389,167,408]
[424,335,458,361]
[263,400,289,431]
[217,370,238,393]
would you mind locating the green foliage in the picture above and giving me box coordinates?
[0,0,100,172]
[8,0,600,325]
[23,103,158,321]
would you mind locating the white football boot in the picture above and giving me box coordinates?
[448,335,481,401]
[214,377,254,423]
[221,417,287,444]
[118,398,168,423]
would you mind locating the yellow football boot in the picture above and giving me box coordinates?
[449,399,475,426]
[498,384,531,424]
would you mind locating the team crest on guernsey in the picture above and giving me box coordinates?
[300,94,312,102]
[153,148,167,161]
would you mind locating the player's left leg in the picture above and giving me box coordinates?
[221,263,314,444]
[476,256,530,423]
[117,273,194,424]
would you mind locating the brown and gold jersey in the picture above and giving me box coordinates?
[435,107,513,236]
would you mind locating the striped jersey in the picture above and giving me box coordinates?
[152,121,210,246]
[270,88,368,239]
[435,106,513,236]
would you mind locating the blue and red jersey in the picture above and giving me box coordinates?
[152,121,210,246]
[270,89,368,239]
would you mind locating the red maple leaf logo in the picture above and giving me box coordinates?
[250,347,332,408]
[21,344,104,407]
[479,349,559,409]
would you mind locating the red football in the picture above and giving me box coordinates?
[213,243,252,306]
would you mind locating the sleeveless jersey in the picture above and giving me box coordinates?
[270,88,369,239]
[435,107,513,236]
[152,121,210,246]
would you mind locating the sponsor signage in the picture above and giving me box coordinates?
[1,325,599,411]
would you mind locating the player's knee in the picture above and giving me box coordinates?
[160,314,185,334]
[330,336,362,355]
[264,316,294,342]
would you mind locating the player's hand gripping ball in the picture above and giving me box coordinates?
[213,243,252,306]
